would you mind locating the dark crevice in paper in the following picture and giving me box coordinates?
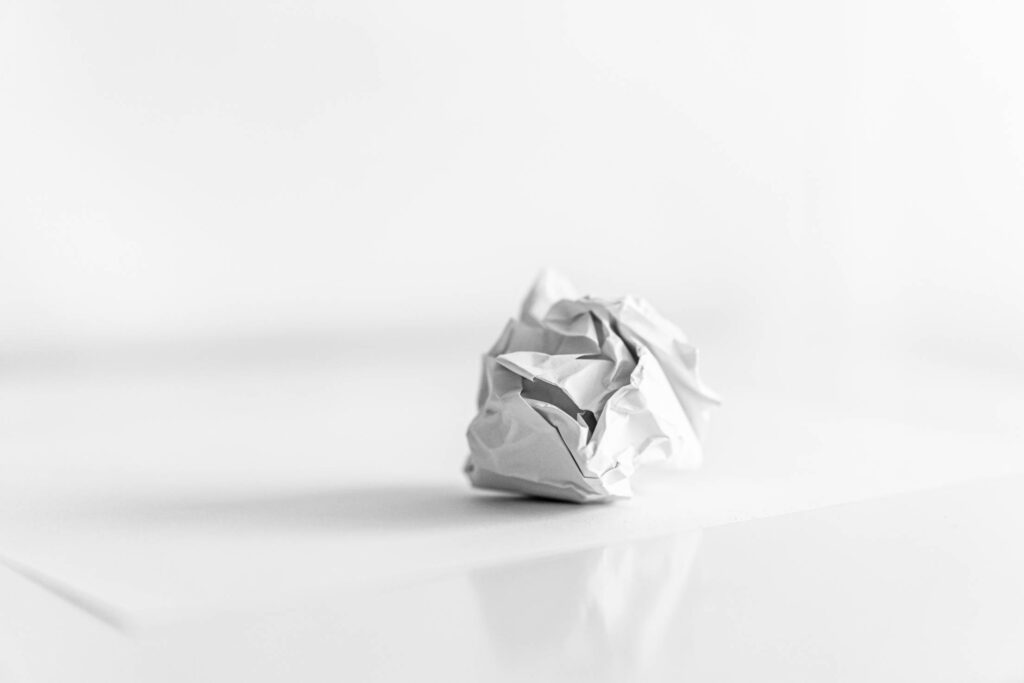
[520,377,582,419]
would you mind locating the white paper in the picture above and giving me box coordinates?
[465,270,721,503]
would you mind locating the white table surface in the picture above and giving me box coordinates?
[2,328,1022,681]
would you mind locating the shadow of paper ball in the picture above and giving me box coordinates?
[78,483,591,534]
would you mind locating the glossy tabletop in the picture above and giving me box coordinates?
[1,332,1022,682]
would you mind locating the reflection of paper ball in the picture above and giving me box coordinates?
[465,270,720,503]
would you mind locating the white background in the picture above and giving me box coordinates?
[4,0,1024,374]
[4,4,1024,680]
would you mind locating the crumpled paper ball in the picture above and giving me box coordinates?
[464,270,720,503]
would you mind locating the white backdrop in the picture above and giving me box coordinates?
[4,0,1023,371]
[5,7,1024,673]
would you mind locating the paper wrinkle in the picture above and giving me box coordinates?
[465,271,720,503]
[519,268,581,325]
